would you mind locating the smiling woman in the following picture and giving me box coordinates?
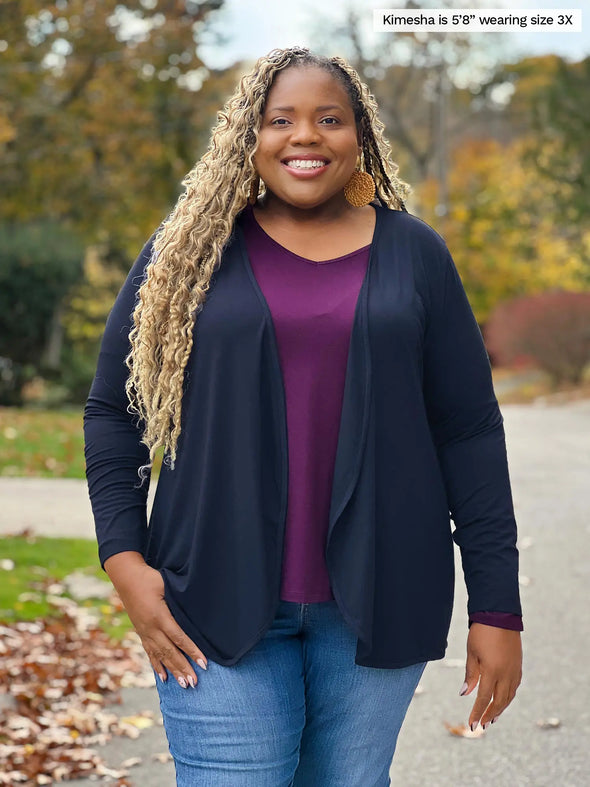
[251,66,377,259]
[84,47,523,786]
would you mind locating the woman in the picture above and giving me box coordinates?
[84,47,523,785]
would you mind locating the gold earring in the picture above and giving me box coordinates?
[249,174,260,206]
[344,156,375,207]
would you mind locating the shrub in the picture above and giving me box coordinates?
[485,291,590,385]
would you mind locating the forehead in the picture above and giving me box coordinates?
[264,66,353,111]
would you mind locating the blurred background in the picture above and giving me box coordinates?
[0,0,589,478]
[1,3,589,783]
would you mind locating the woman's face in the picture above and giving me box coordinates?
[253,66,360,211]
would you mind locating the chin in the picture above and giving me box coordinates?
[280,192,340,210]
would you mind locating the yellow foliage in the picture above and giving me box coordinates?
[63,246,126,346]
[419,137,588,322]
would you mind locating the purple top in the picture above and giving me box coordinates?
[241,206,523,633]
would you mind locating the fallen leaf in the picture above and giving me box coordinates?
[537,717,561,729]
[0,599,155,781]
[17,592,43,603]
[120,714,155,729]
[443,721,485,738]
[120,756,143,768]
[152,752,173,763]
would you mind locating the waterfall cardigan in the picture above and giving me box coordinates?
[84,204,523,669]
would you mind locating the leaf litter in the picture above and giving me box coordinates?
[0,587,158,784]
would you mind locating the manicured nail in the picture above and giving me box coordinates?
[158,672,167,683]
[459,682,468,696]
[197,658,207,670]
[470,721,478,732]
[177,676,187,688]
[491,715,499,724]
[483,721,491,730]
[187,674,196,688]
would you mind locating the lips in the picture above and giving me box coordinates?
[281,155,330,165]
[280,155,331,178]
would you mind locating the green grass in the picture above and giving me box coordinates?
[0,407,86,478]
[0,406,163,478]
[0,535,132,640]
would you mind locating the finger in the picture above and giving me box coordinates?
[151,599,208,682]
[485,679,520,727]
[468,677,496,730]
[144,634,199,689]
[480,685,511,728]
[148,655,168,684]
[164,619,209,673]
[460,653,481,696]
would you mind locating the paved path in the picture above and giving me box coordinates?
[1,401,589,786]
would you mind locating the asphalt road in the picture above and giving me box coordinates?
[1,400,589,786]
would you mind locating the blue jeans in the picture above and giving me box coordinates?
[156,600,426,786]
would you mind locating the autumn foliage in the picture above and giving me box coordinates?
[485,291,590,385]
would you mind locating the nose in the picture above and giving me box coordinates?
[288,119,321,145]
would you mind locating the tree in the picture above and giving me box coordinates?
[524,57,590,234]
[0,1,244,401]
[482,55,590,280]
[0,220,85,404]
[418,137,588,323]
[310,0,516,207]
[0,0,235,258]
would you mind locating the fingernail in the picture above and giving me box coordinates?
[491,715,499,724]
[470,721,478,732]
[177,676,187,688]
[483,722,491,730]
[158,672,167,683]
[197,658,207,670]
[187,674,196,688]
[459,681,468,696]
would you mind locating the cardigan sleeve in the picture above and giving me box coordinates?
[83,233,156,569]
[422,247,523,623]
[469,611,523,631]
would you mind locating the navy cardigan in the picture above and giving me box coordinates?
[84,205,522,668]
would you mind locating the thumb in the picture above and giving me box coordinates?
[459,653,480,696]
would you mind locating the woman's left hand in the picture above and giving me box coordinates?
[460,623,523,730]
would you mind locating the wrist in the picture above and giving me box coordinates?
[104,551,148,589]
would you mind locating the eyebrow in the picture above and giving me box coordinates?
[267,105,344,112]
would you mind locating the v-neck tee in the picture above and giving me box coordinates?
[240,205,371,602]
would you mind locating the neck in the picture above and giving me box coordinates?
[255,191,359,227]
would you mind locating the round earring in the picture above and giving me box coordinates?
[248,174,260,206]
[344,156,375,207]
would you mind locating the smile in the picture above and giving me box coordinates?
[284,159,328,170]
[281,158,330,179]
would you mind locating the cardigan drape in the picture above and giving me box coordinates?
[241,205,371,603]
[84,204,523,668]
[242,205,522,632]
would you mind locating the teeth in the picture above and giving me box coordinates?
[285,159,327,169]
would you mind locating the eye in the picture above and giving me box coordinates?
[270,118,290,126]
[320,117,340,125]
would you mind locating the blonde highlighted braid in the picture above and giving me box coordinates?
[125,47,411,475]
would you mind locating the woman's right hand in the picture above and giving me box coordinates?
[103,551,208,688]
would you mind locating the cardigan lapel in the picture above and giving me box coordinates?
[327,206,384,541]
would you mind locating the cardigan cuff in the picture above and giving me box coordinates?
[468,612,523,631]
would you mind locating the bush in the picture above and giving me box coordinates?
[485,291,590,385]
[0,220,85,405]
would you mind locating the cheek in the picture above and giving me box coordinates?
[253,132,277,161]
